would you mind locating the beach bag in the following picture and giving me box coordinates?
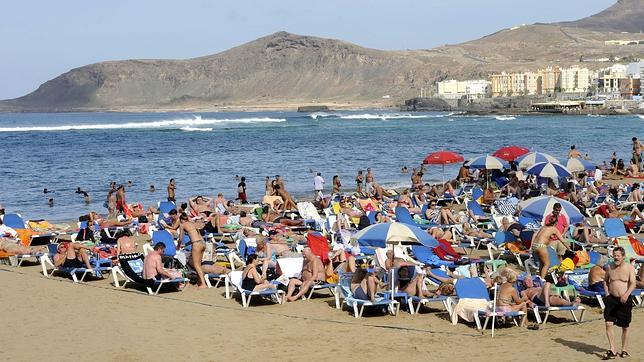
[573,250,590,266]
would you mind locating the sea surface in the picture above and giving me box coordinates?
[0,111,642,222]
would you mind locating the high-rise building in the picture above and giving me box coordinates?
[560,67,590,93]
[537,66,561,94]
[524,72,541,95]
[490,72,526,96]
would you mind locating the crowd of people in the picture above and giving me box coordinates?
[1,138,643,358]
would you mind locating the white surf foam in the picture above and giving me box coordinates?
[495,116,516,121]
[180,126,213,132]
[638,115,644,120]
[0,115,286,132]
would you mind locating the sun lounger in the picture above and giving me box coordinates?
[40,244,112,283]
[111,253,188,295]
[228,270,284,307]
[450,277,526,332]
[336,272,399,317]
[395,207,434,230]
[516,275,585,324]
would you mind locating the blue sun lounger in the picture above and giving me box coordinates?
[228,270,284,307]
[451,277,526,332]
[336,272,399,318]
[112,253,189,295]
[40,244,112,283]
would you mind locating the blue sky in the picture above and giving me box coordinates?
[1,0,614,99]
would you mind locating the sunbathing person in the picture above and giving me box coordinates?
[397,266,439,298]
[53,242,93,270]
[0,237,45,254]
[462,223,493,239]
[627,159,640,178]
[520,276,581,308]
[159,209,180,237]
[274,185,297,211]
[88,212,133,229]
[351,268,380,301]
[255,238,279,275]
[238,211,254,227]
[384,249,409,270]
[285,247,326,302]
[116,233,137,256]
[241,254,276,292]
[143,242,182,282]
[494,269,528,326]
[532,215,571,279]
[429,227,454,243]
[637,267,644,289]
[189,196,215,218]
[572,223,607,245]
[500,217,524,238]
[199,246,231,276]
[177,213,207,289]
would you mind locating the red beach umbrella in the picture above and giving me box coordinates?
[492,145,529,162]
[423,150,464,182]
[423,151,464,165]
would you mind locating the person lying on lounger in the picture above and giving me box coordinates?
[285,247,326,302]
[53,242,94,270]
[520,276,581,308]
[0,237,45,255]
[588,265,610,294]
[396,266,440,299]
[190,196,216,218]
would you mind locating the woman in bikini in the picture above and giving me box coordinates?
[494,269,528,327]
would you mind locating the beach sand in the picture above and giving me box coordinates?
[1,260,642,361]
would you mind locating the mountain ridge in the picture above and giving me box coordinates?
[1,1,642,112]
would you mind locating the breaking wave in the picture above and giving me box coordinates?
[0,115,286,132]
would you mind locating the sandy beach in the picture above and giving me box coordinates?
[1,253,642,361]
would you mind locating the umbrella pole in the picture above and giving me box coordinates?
[390,243,395,301]
[492,283,497,338]
[442,164,445,183]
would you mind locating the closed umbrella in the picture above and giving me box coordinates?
[564,158,594,173]
[423,150,464,182]
[492,145,529,161]
[519,196,584,224]
[526,162,572,179]
[516,152,559,169]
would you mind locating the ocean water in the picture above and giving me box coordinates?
[0,111,641,222]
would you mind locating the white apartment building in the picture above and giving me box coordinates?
[626,61,643,78]
[560,67,590,93]
[437,79,489,99]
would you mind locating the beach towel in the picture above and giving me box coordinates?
[307,232,330,265]
[628,236,644,256]
[452,298,491,324]
[433,239,461,261]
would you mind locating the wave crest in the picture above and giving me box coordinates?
[0,115,286,132]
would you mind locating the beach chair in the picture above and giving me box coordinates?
[466,201,493,228]
[111,253,189,295]
[450,277,526,332]
[394,207,433,230]
[404,274,452,315]
[487,231,525,269]
[40,244,112,283]
[1,214,56,266]
[336,272,399,318]
[409,245,455,268]
[615,236,644,263]
[517,275,586,324]
[228,270,284,307]
[158,201,176,214]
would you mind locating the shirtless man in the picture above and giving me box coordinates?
[355,171,364,193]
[285,247,326,302]
[274,175,285,193]
[0,237,44,255]
[143,242,175,280]
[116,234,137,255]
[602,247,637,359]
[532,215,571,279]
[167,179,176,202]
[177,213,207,289]
[214,193,229,214]
[568,145,581,159]
[189,196,215,218]
[265,176,273,196]
[588,264,609,294]
[238,211,253,227]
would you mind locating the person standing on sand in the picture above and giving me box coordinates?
[313,172,324,200]
[237,176,248,204]
[177,213,207,289]
[632,137,642,169]
[115,185,126,214]
[332,175,341,194]
[167,179,176,202]
[602,247,636,359]
[265,176,273,196]
[355,170,363,193]
[568,145,581,159]
[365,168,374,195]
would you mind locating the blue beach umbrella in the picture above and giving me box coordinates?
[516,152,559,169]
[467,155,510,170]
[353,222,438,248]
[564,158,594,172]
[518,196,584,224]
[526,162,572,179]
